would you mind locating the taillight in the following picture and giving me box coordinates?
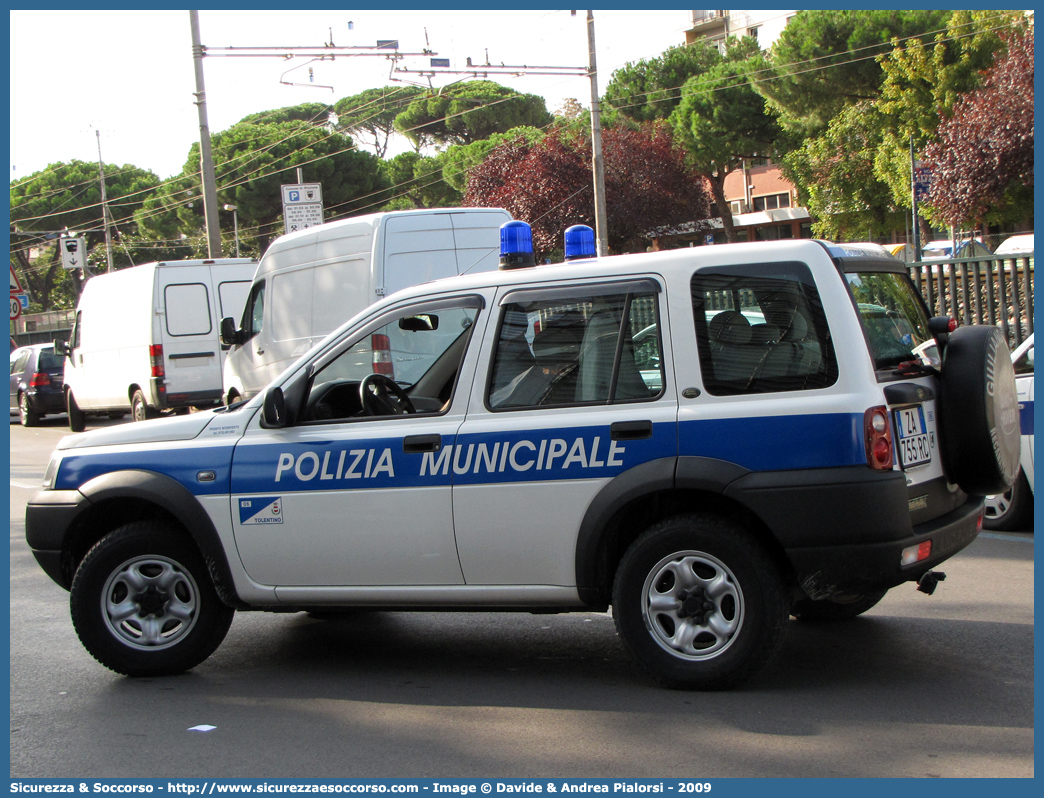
[29,371,51,387]
[864,406,893,470]
[371,334,394,377]
[149,344,165,378]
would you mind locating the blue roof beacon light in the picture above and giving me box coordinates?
[564,224,596,260]
[499,220,536,270]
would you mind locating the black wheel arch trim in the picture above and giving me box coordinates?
[26,470,243,608]
[574,456,752,606]
[574,456,927,607]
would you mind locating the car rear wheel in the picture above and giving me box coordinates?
[69,521,235,676]
[67,390,85,432]
[790,588,888,621]
[612,513,788,690]
[18,391,39,426]
[131,389,157,422]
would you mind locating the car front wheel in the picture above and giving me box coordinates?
[70,521,234,676]
[67,390,85,432]
[612,513,788,690]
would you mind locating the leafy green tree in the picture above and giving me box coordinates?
[393,80,553,149]
[238,102,334,127]
[137,121,389,253]
[872,10,1025,219]
[380,151,461,210]
[10,160,160,308]
[669,42,780,242]
[753,9,952,140]
[922,26,1033,229]
[603,44,722,124]
[335,86,425,158]
[782,102,907,241]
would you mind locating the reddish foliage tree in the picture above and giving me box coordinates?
[923,27,1034,225]
[463,123,710,255]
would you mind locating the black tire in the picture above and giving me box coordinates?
[69,521,234,677]
[67,390,85,432]
[984,470,1034,531]
[791,588,888,622]
[612,513,789,690]
[939,326,1021,495]
[131,389,157,422]
[18,391,39,427]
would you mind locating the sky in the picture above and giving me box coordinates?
[8,8,798,183]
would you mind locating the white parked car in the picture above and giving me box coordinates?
[993,234,1034,257]
[985,334,1034,530]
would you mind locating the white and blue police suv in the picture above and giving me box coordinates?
[26,226,1021,689]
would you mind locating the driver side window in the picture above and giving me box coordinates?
[302,300,480,423]
[242,282,265,339]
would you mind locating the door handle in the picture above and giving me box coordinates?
[256,347,265,356]
[610,420,653,441]
[403,434,442,453]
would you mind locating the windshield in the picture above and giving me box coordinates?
[845,272,933,370]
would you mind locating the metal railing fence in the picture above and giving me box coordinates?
[908,252,1034,348]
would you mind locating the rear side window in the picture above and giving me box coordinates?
[164,283,212,336]
[488,282,664,410]
[691,262,838,396]
[12,350,29,374]
[845,272,932,370]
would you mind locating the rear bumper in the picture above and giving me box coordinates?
[785,497,983,599]
[155,383,223,410]
[722,464,981,599]
[27,387,65,415]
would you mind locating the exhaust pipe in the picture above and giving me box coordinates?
[917,570,947,595]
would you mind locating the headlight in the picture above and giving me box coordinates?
[42,452,62,489]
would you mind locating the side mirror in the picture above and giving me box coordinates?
[260,386,286,429]
[53,339,69,356]
[220,317,240,347]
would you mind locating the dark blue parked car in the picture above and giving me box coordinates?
[10,343,65,426]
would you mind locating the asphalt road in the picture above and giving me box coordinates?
[8,416,1035,779]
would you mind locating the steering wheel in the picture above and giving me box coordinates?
[360,373,416,416]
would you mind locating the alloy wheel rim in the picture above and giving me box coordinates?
[100,555,200,650]
[641,550,744,661]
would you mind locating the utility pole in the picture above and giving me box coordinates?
[95,130,114,272]
[909,136,922,262]
[587,11,609,256]
[190,10,222,258]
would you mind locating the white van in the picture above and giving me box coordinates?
[220,207,511,402]
[57,258,257,430]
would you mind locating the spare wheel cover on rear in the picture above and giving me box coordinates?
[938,325,1021,495]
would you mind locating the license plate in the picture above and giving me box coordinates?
[894,405,933,469]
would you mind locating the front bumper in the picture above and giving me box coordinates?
[25,489,86,589]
